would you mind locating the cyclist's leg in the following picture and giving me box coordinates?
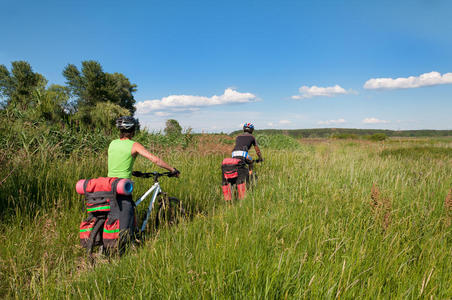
[248,161,254,174]
[237,164,249,199]
[222,175,232,201]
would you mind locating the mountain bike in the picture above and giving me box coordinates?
[132,171,185,235]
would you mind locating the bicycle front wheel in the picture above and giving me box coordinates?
[155,195,185,229]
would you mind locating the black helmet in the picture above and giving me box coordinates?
[116,116,137,130]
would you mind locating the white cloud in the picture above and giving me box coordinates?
[267,122,274,127]
[364,71,452,90]
[317,118,346,125]
[362,117,390,124]
[154,111,171,117]
[292,85,355,99]
[279,120,291,124]
[136,88,257,114]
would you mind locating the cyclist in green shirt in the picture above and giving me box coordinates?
[109,116,179,179]
[109,116,179,245]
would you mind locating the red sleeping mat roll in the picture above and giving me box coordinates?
[76,177,134,195]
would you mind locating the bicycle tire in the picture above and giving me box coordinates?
[155,195,185,229]
[86,218,105,263]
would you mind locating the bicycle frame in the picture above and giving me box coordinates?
[134,181,162,232]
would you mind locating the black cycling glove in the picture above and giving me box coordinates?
[168,168,180,177]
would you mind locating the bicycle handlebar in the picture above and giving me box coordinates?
[132,171,177,179]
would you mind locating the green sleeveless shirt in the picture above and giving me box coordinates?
[108,139,136,179]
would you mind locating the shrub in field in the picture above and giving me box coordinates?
[368,133,387,141]
[164,119,182,136]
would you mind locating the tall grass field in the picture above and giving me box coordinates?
[1,135,451,298]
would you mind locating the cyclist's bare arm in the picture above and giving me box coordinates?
[132,142,176,172]
[254,145,263,160]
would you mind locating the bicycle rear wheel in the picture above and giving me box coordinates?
[155,194,185,229]
[248,172,258,186]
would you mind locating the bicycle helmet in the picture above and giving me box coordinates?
[116,116,137,130]
[243,122,254,133]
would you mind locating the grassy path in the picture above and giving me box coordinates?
[1,140,451,298]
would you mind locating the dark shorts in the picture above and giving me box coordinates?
[222,160,249,185]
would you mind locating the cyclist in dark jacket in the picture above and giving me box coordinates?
[222,123,263,200]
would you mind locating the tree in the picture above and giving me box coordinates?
[0,64,10,104]
[32,84,70,122]
[63,60,137,115]
[164,119,182,136]
[0,61,46,110]
[89,102,130,132]
[105,73,137,114]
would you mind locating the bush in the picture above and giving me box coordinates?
[368,133,387,141]
[164,119,182,136]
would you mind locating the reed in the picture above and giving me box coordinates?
[370,184,392,230]
[445,189,452,227]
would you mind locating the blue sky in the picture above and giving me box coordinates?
[1,0,451,132]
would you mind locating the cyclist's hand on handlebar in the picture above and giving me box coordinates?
[168,168,180,178]
[132,171,143,177]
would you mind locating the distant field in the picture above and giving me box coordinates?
[232,128,452,138]
[1,136,451,298]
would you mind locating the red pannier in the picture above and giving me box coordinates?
[103,218,120,249]
[78,177,122,251]
[222,158,241,180]
[80,216,98,248]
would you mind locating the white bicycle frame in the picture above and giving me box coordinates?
[134,181,162,232]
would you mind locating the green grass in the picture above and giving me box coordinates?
[380,146,452,160]
[255,133,301,150]
[1,139,451,298]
